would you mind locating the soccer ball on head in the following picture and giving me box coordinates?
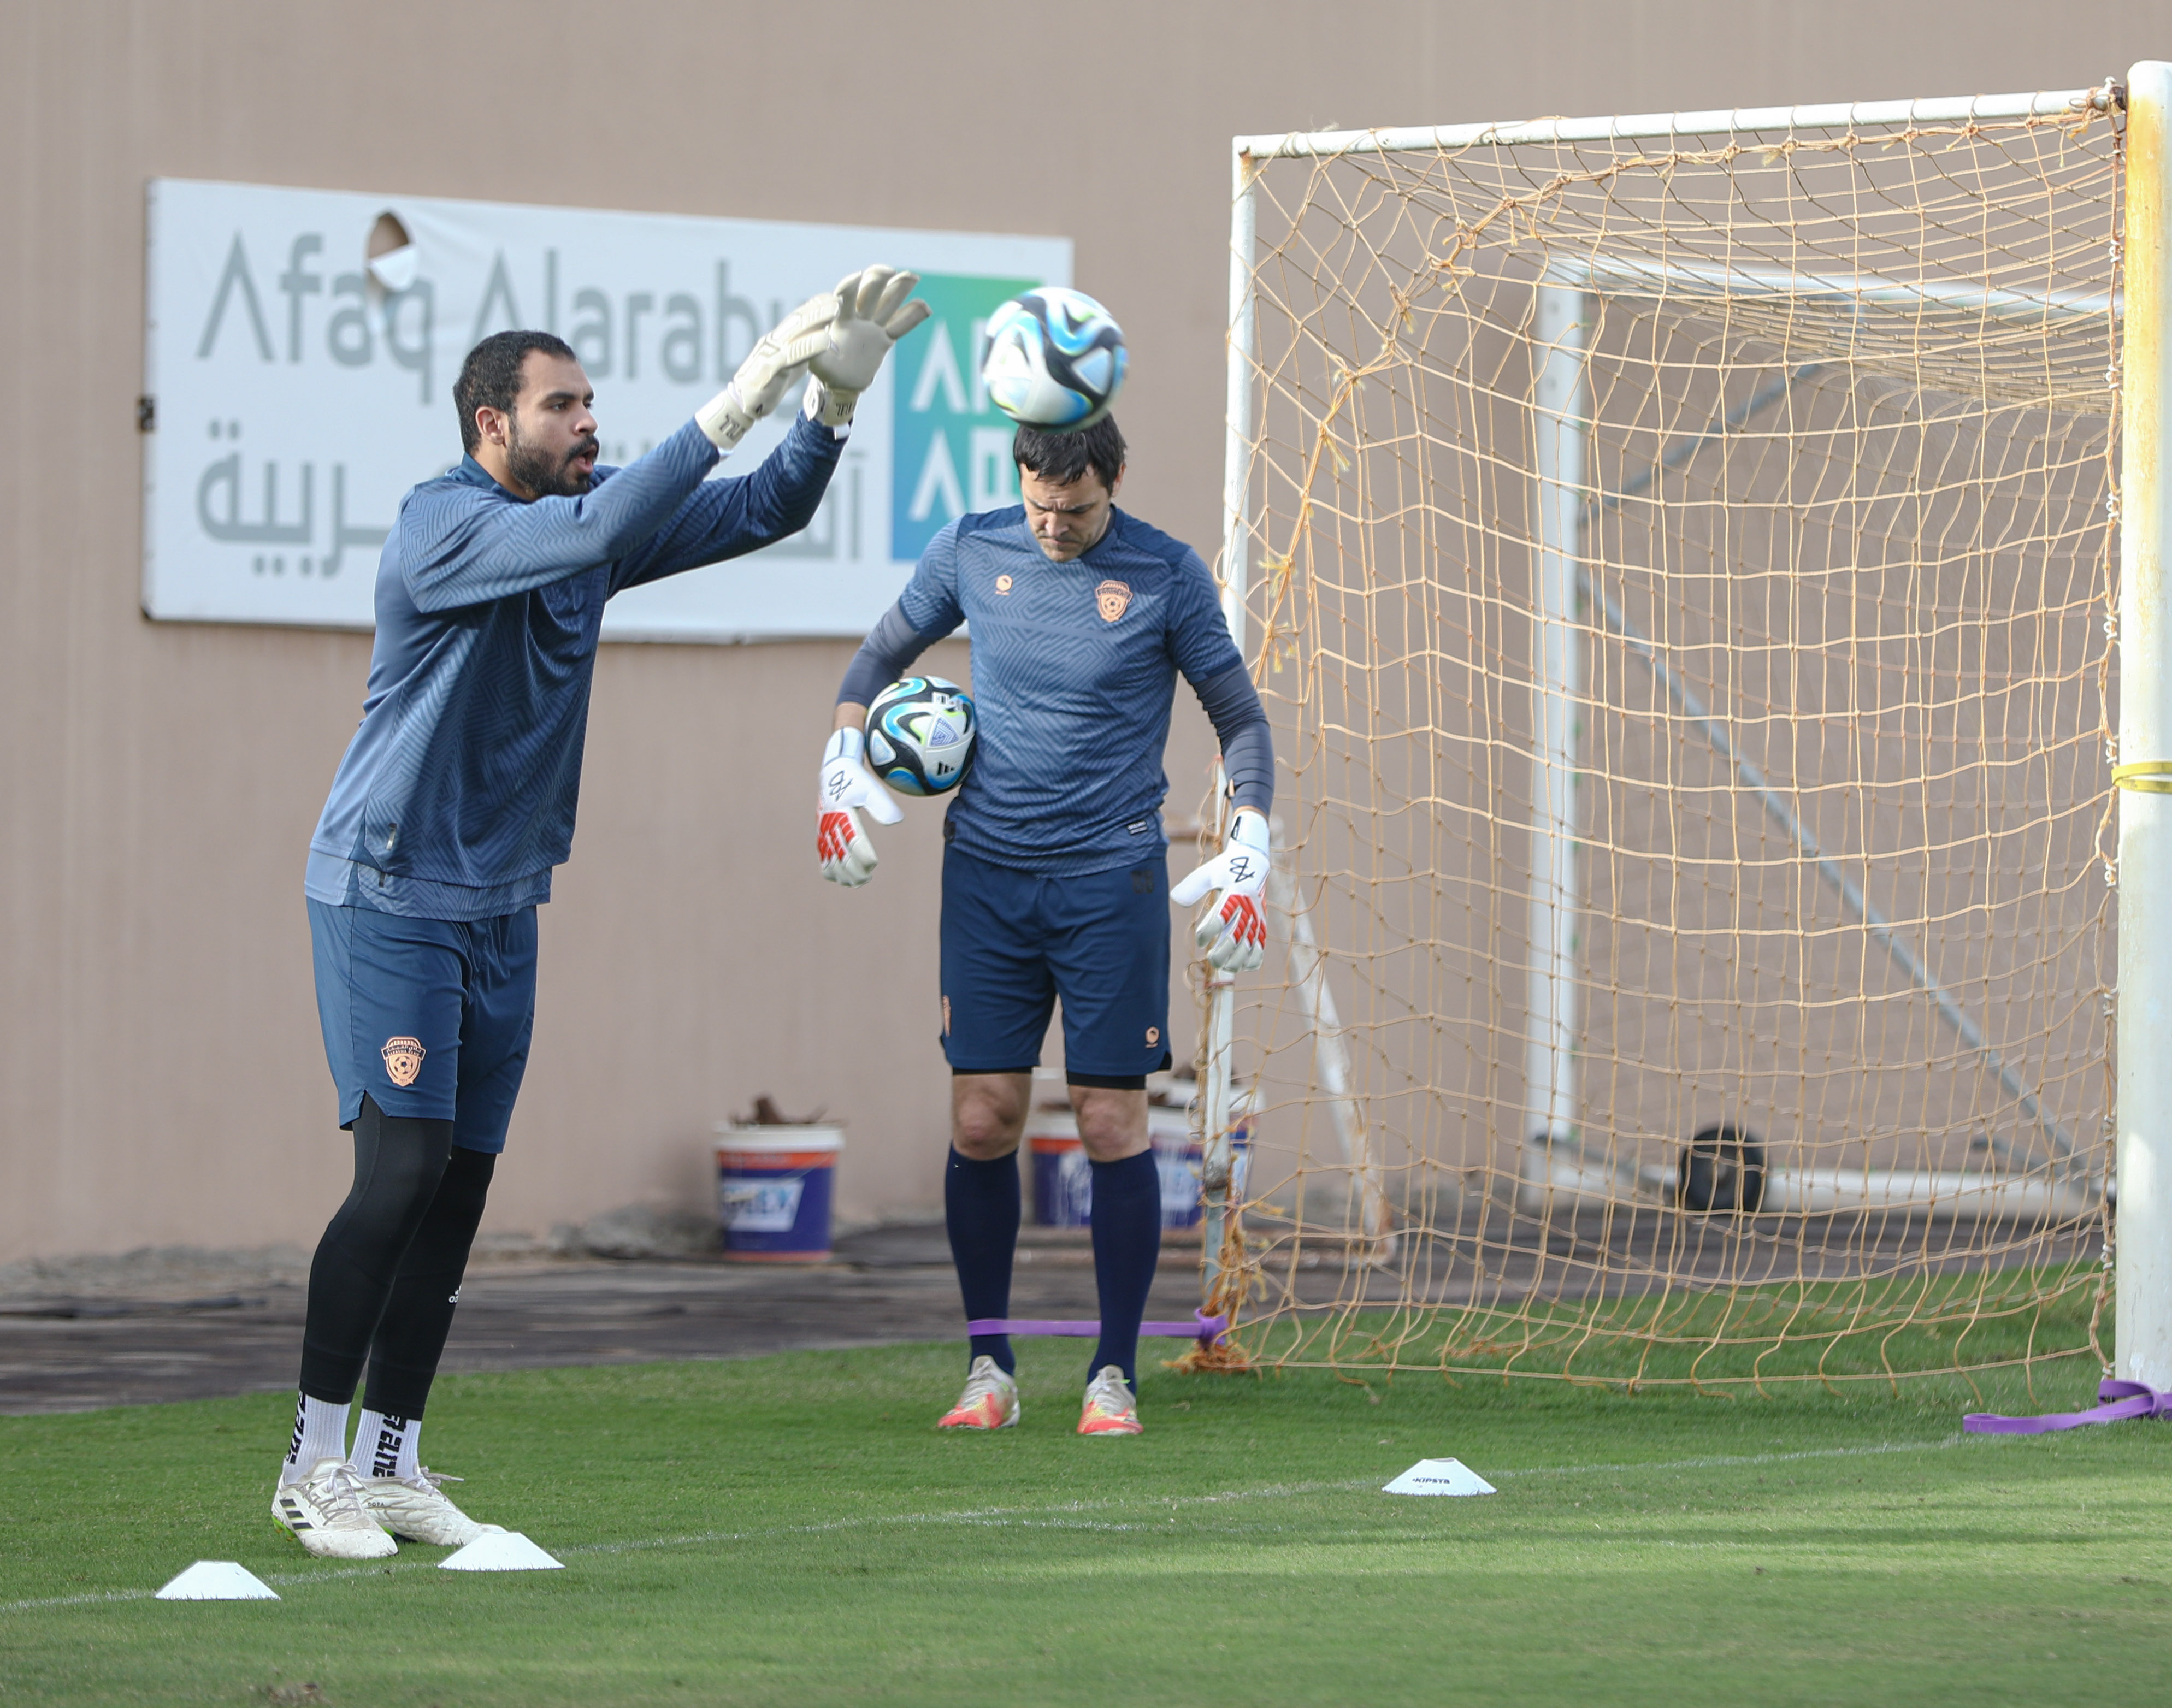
[865,676,976,796]
[981,288,1128,431]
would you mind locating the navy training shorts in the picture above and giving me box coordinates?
[939,844,1174,1080]
[307,899,538,1154]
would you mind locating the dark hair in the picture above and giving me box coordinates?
[453,330,578,453]
[1012,415,1126,492]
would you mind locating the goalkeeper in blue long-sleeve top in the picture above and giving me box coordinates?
[270,269,930,1560]
[817,414,1274,1440]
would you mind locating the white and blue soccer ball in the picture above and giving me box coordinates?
[981,288,1128,431]
[865,676,976,796]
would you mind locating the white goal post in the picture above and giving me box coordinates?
[1200,64,2172,1388]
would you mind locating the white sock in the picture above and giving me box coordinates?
[280,1392,351,1486]
[353,1408,422,1481]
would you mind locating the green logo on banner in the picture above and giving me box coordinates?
[892,273,1040,562]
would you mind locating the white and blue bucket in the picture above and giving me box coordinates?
[713,1124,843,1262]
[1028,1088,1252,1229]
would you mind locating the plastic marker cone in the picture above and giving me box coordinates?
[439,1529,563,1571]
[1382,1457,1497,1497]
[155,1561,280,1600]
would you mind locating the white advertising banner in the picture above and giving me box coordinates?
[142,179,1070,640]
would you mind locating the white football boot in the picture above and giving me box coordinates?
[272,1458,399,1559]
[359,1468,496,1547]
[937,1355,1021,1429]
[1077,1366,1143,1436]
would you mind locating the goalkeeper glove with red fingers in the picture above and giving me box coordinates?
[817,728,905,886]
[1170,809,1272,972]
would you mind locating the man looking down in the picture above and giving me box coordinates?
[818,414,1274,1438]
[274,269,929,1559]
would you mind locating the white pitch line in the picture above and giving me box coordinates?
[1,1586,171,1614]
[563,1476,1368,1560]
[0,1435,1979,1616]
[1491,1435,1967,1481]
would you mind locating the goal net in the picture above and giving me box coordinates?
[1197,86,2126,1389]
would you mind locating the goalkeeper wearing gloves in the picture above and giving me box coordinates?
[820,413,1273,1438]
[275,271,928,1560]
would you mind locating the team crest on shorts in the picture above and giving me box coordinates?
[381,1036,426,1088]
[1095,580,1131,623]
[1147,1026,1160,1047]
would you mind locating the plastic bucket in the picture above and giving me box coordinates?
[714,1125,843,1262]
[1026,1099,1250,1230]
[1029,1127,1095,1227]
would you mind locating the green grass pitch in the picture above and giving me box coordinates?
[3,1340,2168,1706]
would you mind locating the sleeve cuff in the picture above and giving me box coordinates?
[676,413,729,464]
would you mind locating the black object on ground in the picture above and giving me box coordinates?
[1679,1124,1767,1213]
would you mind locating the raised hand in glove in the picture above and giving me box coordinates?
[1170,809,1271,972]
[696,291,841,451]
[806,265,933,428]
[817,727,905,887]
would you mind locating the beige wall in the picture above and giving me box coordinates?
[1,0,2161,1263]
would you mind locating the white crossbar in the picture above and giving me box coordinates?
[1235,88,2099,162]
[1565,256,2118,325]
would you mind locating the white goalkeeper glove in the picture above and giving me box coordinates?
[817,727,905,887]
[805,265,932,428]
[696,291,842,451]
[1170,809,1271,973]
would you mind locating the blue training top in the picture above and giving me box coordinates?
[884,506,1250,876]
[308,411,843,919]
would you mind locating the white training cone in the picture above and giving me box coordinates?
[155,1561,280,1600]
[439,1529,562,1572]
[1382,1457,1497,1497]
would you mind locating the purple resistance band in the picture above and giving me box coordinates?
[966,1312,1229,1346]
[1964,1378,2172,1435]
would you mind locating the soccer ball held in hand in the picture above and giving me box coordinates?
[866,677,977,797]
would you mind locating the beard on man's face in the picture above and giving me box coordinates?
[506,419,598,498]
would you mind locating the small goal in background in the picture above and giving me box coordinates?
[1190,67,2172,1391]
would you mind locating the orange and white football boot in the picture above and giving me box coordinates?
[1077,1366,1143,1436]
[937,1355,1020,1430]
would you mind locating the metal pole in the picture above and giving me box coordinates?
[2118,61,2172,1388]
[1268,851,1394,1256]
[1200,146,1259,1311]
[1524,276,1589,1207]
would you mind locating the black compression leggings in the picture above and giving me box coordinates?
[297,1094,496,1417]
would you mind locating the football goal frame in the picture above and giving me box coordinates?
[1199,63,2172,1388]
